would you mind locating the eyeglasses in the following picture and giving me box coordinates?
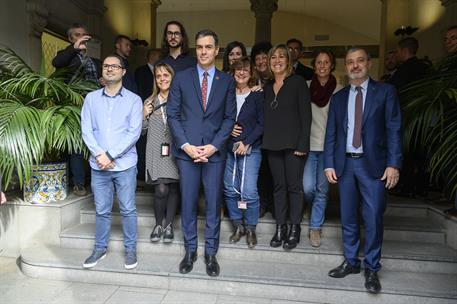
[167,31,182,37]
[102,64,123,71]
[270,96,279,110]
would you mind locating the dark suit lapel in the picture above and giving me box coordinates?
[341,86,350,135]
[191,68,204,111]
[206,69,221,112]
[362,78,376,126]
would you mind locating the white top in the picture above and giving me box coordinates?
[236,91,250,120]
[307,80,343,151]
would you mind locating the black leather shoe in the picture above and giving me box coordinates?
[204,255,220,277]
[365,269,382,294]
[246,228,257,249]
[328,260,361,278]
[270,224,287,247]
[229,225,245,243]
[163,224,174,243]
[283,224,301,250]
[179,251,197,274]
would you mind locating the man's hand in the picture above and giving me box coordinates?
[74,35,92,50]
[294,151,307,157]
[231,124,243,137]
[381,167,400,189]
[183,144,205,161]
[250,85,263,92]
[1,192,6,205]
[96,152,113,170]
[195,144,217,162]
[234,142,250,155]
[325,168,338,184]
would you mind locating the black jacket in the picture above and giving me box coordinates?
[135,64,154,101]
[263,74,312,152]
[52,45,101,80]
[294,61,314,81]
[387,56,430,91]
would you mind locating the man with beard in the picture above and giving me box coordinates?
[157,20,196,72]
[324,48,402,294]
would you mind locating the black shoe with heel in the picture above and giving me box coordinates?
[270,224,287,247]
[283,224,301,250]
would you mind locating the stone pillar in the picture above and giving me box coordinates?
[26,0,48,71]
[250,0,278,43]
[378,0,409,78]
[150,0,161,48]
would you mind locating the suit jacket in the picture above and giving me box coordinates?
[324,78,402,178]
[387,56,429,91]
[135,64,154,101]
[167,66,236,162]
[228,91,264,151]
[295,61,314,81]
[52,45,101,80]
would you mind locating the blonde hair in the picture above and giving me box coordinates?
[267,44,293,79]
[150,63,175,101]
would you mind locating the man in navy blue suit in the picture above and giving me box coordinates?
[167,29,236,277]
[324,47,402,294]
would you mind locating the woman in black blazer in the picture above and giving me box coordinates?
[263,44,312,250]
[223,57,264,248]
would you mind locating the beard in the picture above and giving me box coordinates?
[168,40,182,49]
[347,68,368,80]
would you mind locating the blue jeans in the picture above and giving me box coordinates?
[91,166,137,252]
[223,148,261,228]
[303,151,329,230]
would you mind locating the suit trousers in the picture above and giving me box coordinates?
[267,149,306,225]
[338,157,386,272]
[176,158,225,256]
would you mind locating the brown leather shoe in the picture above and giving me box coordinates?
[309,229,321,248]
[246,228,257,249]
[229,225,245,243]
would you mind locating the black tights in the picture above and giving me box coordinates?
[153,182,179,227]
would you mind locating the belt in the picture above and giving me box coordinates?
[345,152,364,159]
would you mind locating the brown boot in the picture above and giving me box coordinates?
[229,225,245,243]
[309,229,321,248]
[246,228,257,249]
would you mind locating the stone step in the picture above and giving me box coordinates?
[80,204,446,244]
[121,191,431,218]
[21,246,457,304]
[60,223,457,274]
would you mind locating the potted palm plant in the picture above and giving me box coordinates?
[400,54,457,199]
[0,46,98,203]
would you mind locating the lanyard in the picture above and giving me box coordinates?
[232,152,247,200]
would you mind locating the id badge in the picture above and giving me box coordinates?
[237,200,247,209]
[161,143,170,157]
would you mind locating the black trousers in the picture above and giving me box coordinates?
[267,149,306,225]
[258,149,274,212]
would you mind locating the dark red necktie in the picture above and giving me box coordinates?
[201,71,208,111]
[352,86,363,148]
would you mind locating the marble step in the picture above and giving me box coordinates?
[80,204,446,244]
[60,223,457,274]
[21,246,457,304]
[123,191,431,218]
